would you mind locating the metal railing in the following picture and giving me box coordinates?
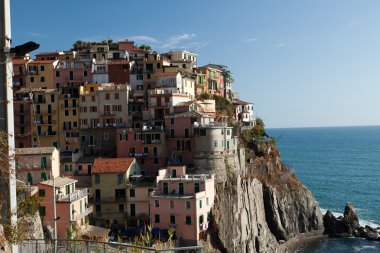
[19,239,204,252]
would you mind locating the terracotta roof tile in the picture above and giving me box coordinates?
[13,58,27,65]
[92,158,135,174]
[29,60,56,64]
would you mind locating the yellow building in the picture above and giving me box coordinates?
[26,60,59,89]
[91,158,141,228]
[30,89,60,148]
[59,85,81,152]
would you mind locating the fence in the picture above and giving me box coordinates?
[19,239,204,253]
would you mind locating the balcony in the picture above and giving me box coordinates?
[14,110,27,115]
[34,99,46,104]
[15,121,29,126]
[39,131,57,136]
[128,153,149,158]
[35,120,56,125]
[101,111,116,116]
[39,109,56,114]
[57,188,88,202]
[94,196,126,203]
[28,70,38,75]
[71,205,93,221]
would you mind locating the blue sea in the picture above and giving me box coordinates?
[267,126,380,253]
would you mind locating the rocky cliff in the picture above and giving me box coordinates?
[194,139,323,252]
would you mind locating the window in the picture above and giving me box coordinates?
[157,63,161,68]
[40,66,45,71]
[130,204,136,216]
[170,129,174,138]
[170,200,174,209]
[163,183,168,194]
[141,158,145,165]
[186,201,191,210]
[154,214,160,223]
[227,129,231,135]
[170,215,176,224]
[55,71,60,77]
[65,110,69,116]
[105,93,110,100]
[155,200,159,208]
[115,93,119,100]
[39,206,46,216]
[73,109,77,116]
[214,140,218,147]
[199,214,204,225]
[95,205,101,212]
[119,204,124,213]
[27,173,33,184]
[95,174,100,184]
[41,172,47,181]
[117,174,124,184]
[30,77,34,82]
[186,216,192,225]
[199,199,202,209]
[104,133,109,140]
[194,183,200,193]
[154,158,158,165]
[78,165,83,171]
[130,189,135,197]
[200,129,206,136]
[40,76,45,82]
[83,70,88,77]
[38,189,45,197]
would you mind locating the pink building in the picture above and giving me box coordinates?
[55,60,92,88]
[38,177,92,239]
[150,166,215,246]
[164,111,214,165]
[116,128,167,177]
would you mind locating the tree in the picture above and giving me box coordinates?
[219,65,234,84]
[138,44,152,51]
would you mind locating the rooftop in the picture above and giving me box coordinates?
[154,72,179,77]
[92,158,135,174]
[16,147,57,155]
[233,99,253,106]
[168,110,209,118]
[39,177,77,188]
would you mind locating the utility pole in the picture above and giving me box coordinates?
[52,174,57,253]
[0,0,18,252]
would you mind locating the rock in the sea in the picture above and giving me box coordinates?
[343,203,360,235]
[323,203,360,236]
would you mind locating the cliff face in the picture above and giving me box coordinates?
[194,141,323,252]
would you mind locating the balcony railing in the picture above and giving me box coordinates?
[71,205,93,221]
[101,111,116,116]
[57,188,88,202]
[94,197,126,203]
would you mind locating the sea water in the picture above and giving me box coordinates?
[267,126,380,253]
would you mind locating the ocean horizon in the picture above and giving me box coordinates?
[267,126,380,252]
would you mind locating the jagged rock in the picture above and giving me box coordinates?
[323,203,360,236]
[195,143,323,252]
[343,203,360,235]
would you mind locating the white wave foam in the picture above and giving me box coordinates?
[320,208,380,228]
[353,245,377,252]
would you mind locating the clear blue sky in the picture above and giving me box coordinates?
[10,0,380,128]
